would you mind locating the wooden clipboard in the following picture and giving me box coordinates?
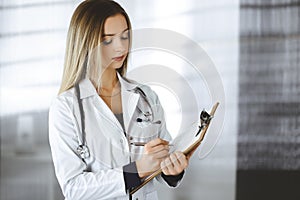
[130,102,220,195]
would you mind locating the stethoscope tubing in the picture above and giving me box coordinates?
[75,85,157,159]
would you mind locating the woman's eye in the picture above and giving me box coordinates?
[121,32,129,40]
[102,38,112,45]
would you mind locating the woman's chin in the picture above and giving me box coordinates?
[112,62,124,70]
[102,61,125,71]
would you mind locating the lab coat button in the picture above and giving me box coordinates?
[120,139,123,143]
[129,136,133,140]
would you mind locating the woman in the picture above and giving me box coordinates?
[49,0,194,199]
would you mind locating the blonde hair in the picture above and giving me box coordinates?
[59,0,132,94]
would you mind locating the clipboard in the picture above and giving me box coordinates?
[130,102,220,195]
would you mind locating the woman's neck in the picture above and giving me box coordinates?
[100,69,118,89]
[97,69,120,96]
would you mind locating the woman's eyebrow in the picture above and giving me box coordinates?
[102,28,129,37]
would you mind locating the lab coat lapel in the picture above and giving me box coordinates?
[78,78,124,132]
[122,89,139,133]
[118,73,140,133]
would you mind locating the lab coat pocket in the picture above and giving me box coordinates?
[129,134,156,156]
[130,112,160,139]
[129,124,159,148]
[129,121,162,161]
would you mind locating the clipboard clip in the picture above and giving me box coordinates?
[195,110,213,137]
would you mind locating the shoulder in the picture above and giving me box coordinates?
[49,88,76,114]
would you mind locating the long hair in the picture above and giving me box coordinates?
[58,0,132,94]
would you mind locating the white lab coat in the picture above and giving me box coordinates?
[49,73,182,200]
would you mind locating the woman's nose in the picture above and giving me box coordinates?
[113,37,126,52]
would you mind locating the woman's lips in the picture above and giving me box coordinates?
[112,55,125,62]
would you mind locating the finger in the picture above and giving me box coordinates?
[146,144,169,154]
[175,151,188,169]
[165,157,176,175]
[161,160,170,175]
[170,153,180,167]
[146,138,169,148]
[152,149,169,159]
[170,153,184,173]
[174,151,185,161]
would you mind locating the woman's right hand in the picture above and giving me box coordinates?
[136,138,170,178]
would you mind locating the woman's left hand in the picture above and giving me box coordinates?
[160,142,200,175]
[160,151,189,176]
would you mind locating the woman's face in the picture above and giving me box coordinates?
[101,14,129,71]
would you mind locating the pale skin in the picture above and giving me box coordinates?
[99,14,197,179]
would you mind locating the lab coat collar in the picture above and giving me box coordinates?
[78,79,97,99]
[117,72,140,92]
[78,72,140,99]
[77,72,142,133]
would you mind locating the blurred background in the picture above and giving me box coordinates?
[0,0,299,200]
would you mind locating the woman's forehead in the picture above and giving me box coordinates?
[104,14,128,36]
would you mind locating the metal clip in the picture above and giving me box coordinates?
[195,110,213,137]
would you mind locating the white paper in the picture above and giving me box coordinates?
[169,121,201,153]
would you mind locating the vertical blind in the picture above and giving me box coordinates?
[238,0,300,170]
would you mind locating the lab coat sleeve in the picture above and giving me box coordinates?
[49,96,127,200]
[149,89,185,187]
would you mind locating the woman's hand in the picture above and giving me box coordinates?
[160,144,199,176]
[160,151,188,176]
[136,138,170,178]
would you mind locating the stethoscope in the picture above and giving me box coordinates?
[75,84,161,160]
[134,87,161,125]
[75,84,90,160]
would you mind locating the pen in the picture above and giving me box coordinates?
[130,142,174,147]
